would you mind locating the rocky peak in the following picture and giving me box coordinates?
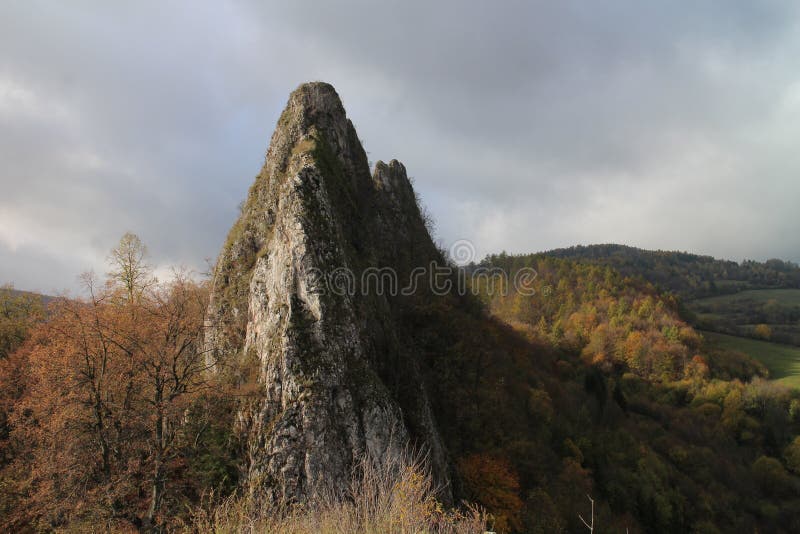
[373,159,407,192]
[263,82,359,179]
[205,82,450,504]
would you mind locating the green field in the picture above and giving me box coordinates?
[688,288,800,346]
[704,331,800,388]
[692,288,800,307]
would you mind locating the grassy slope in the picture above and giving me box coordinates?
[703,330,800,388]
[688,288,800,346]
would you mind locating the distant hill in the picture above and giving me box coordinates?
[541,243,800,300]
[0,286,49,359]
[1,287,54,305]
[510,244,800,346]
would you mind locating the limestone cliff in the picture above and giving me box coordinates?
[205,82,449,503]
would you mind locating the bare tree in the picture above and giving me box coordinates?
[138,273,213,530]
[108,232,153,302]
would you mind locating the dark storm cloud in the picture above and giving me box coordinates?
[1,1,799,292]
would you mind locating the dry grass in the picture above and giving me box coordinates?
[187,450,487,534]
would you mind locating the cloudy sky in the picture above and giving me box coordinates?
[2,1,800,293]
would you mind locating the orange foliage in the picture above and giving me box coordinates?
[458,454,523,533]
[2,268,211,531]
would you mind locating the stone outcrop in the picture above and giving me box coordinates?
[205,82,450,504]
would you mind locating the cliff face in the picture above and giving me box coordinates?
[205,82,449,503]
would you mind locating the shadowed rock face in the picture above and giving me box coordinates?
[205,82,450,504]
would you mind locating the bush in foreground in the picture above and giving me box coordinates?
[188,451,487,534]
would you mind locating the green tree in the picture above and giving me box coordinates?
[0,286,42,360]
[752,455,791,497]
[784,437,800,475]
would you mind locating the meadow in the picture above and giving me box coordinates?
[704,330,800,389]
[689,289,800,345]
[692,288,800,307]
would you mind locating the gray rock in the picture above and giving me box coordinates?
[205,82,451,504]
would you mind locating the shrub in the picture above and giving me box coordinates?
[188,450,486,533]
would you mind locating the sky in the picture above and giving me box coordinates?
[2,0,800,293]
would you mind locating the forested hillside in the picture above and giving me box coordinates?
[4,246,800,532]
[471,253,800,532]
[544,244,800,299]
[538,245,800,347]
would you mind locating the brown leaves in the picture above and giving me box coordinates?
[457,454,523,533]
[2,266,212,529]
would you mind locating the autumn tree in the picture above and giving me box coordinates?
[753,323,772,341]
[0,286,44,525]
[8,290,142,529]
[136,272,211,530]
[4,234,213,531]
[458,454,524,533]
